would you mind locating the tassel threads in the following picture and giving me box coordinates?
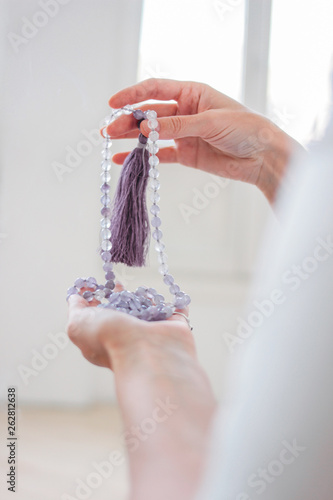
[109,133,150,267]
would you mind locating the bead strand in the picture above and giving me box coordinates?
[146,112,191,310]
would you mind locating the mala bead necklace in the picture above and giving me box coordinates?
[66,106,191,324]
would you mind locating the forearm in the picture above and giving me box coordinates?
[108,331,217,500]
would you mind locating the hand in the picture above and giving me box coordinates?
[107,78,302,203]
[66,285,195,370]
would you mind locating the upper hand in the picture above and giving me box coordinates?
[106,78,301,203]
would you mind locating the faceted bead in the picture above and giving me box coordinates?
[87,277,97,286]
[149,131,159,142]
[158,252,167,263]
[105,280,115,290]
[101,171,111,183]
[150,179,160,190]
[103,262,113,271]
[155,241,165,252]
[101,207,111,217]
[82,291,93,300]
[109,293,121,304]
[149,168,159,178]
[158,263,169,275]
[103,140,112,149]
[149,143,159,155]
[161,306,174,318]
[148,119,158,129]
[101,160,111,171]
[101,251,112,262]
[104,288,112,298]
[150,204,160,215]
[101,228,111,239]
[149,155,159,167]
[123,104,134,114]
[151,216,161,228]
[169,283,180,294]
[154,294,164,304]
[174,296,187,308]
[163,274,174,285]
[152,229,163,240]
[101,240,112,251]
[183,294,191,305]
[100,183,110,193]
[100,218,111,229]
[67,286,77,296]
[150,192,160,203]
[105,270,115,280]
[94,290,105,301]
[133,109,146,120]
[100,194,111,205]
[146,110,157,120]
[101,149,112,159]
[74,278,85,288]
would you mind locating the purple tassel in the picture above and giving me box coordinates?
[110,133,150,266]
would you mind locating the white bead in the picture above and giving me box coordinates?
[149,168,159,179]
[104,115,114,125]
[101,240,112,251]
[100,218,111,228]
[150,179,160,190]
[146,110,157,119]
[158,263,169,275]
[101,160,111,171]
[149,143,159,154]
[101,171,111,182]
[122,104,134,114]
[151,191,161,202]
[148,119,158,129]
[155,241,165,252]
[103,140,112,149]
[149,155,159,167]
[158,252,168,264]
[149,131,159,142]
[101,228,111,239]
[102,149,112,159]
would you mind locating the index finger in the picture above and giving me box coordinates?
[109,78,190,108]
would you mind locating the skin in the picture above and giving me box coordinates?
[68,79,303,499]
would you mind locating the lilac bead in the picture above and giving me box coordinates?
[101,183,110,193]
[151,216,161,227]
[174,296,187,308]
[82,291,93,300]
[101,251,112,262]
[133,109,146,120]
[101,207,111,217]
[67,286,77,296]
[105,271,115,280]
[105,280,115,290]
[87,277,97,286]
[103,262,113,271]
[101,194,111,205]
[169,284,180,294]
[135,286,147,296]
[109,293,121,305]
[183,294,191,306]
[150,204,160,215]
[163,274,174,286]
[154,294,164,304]
[152,229,163,240]
[74,278,85,288]
[104,288,112,298]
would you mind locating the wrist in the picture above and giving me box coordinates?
[257,122,304,204]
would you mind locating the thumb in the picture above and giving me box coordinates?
[140,111,212,140]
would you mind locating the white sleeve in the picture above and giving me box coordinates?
[196,133,333,500]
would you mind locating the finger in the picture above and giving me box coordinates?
[105,103,178,138]
[112,146,178,165]
[67,294,88,316]
[109,78,190,108]
[114,281,124,292]
[140,111,214,141]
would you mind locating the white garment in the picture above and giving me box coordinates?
[197,105,333,499]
